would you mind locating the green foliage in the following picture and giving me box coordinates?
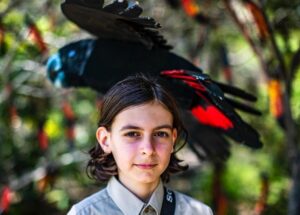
[291,70,300,120]
[46,189,70,210]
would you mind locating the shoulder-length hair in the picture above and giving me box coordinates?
[86,74,188,183]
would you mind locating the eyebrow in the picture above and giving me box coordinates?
[119,124,173,131]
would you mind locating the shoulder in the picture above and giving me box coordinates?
[67,187,121,215]
[174,191,213,215]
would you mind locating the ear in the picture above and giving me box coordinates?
[171,128,178,152]
[96,126,112,154]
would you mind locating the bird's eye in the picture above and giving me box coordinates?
[68,50,76,58]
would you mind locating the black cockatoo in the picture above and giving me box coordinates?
[46,0,262,162]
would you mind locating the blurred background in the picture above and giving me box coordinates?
[0,0,300,214]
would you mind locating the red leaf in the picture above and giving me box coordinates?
[0,186,11,212]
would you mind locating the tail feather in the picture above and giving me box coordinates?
[161,69,262,149]
[225,96,261,115]
[214,81,257,102]
[182,111,231,162]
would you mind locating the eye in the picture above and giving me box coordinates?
[154,131,170,138]
[124,131,140,137]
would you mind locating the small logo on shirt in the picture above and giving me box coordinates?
[166,189,173,203]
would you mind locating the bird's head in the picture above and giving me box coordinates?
[46,39,96,88]
[46,53,66,88]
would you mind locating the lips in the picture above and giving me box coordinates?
[134,164,157,169]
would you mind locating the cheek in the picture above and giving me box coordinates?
[155,143,173,157]
[111,142,137,163]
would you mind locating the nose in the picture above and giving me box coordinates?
[140,136,155,156]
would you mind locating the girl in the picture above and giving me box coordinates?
[67,75,213,215]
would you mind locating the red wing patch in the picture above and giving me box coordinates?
[161,70,206,91]
[162,69,233,129]
[191,105,233,129]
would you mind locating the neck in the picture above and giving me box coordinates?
[118,177,160,202]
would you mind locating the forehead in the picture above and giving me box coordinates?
[111,101,173,129]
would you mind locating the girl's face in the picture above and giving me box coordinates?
[97,101,177,190]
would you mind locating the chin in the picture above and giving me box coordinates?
[134,173,161,184]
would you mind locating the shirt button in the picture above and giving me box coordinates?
[144,206,156,214]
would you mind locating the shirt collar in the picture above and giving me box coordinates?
[146,180,164,214]
[107,177,164,215]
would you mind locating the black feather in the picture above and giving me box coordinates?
[61,0,169,49]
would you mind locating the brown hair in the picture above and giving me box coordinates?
[86,74,188,183]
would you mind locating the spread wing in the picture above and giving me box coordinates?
[61,0,171,49]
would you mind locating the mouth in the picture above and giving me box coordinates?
[134,164,158,169]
